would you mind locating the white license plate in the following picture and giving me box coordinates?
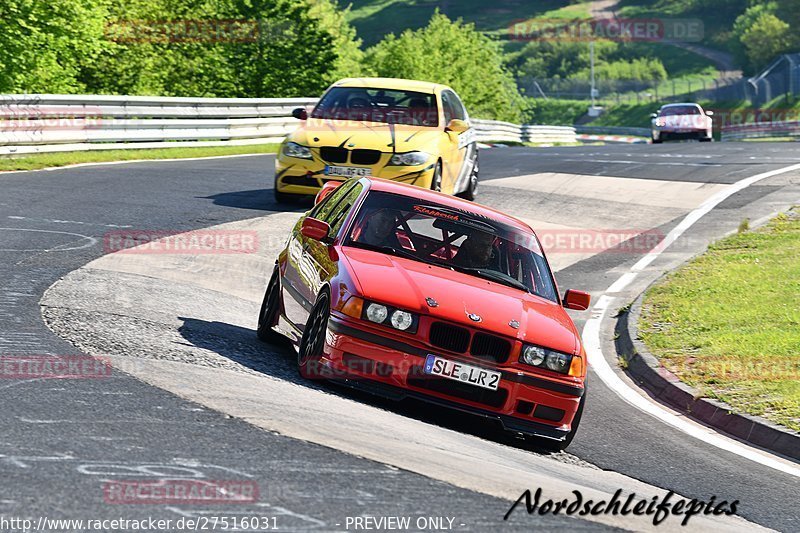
[324,165,371,177]
[424,354,501,391]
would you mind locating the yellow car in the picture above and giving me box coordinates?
[274,77,479,203]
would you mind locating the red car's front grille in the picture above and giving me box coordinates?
[471,332,511,363]
[428,321,511,363]
[429,322,470,353]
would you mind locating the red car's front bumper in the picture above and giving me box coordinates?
[311,315,585,442]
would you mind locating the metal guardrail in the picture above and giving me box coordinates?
[575,125,650,137]
[720,121,800,141]
[0,95,578,155]
[471,118,576,144]
[0,94,317,155]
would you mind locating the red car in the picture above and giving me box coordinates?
[257,178,591,450]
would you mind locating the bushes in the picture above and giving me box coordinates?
[364,12,525,123]
[732,2,796,73]
[523,99,587,125]
[1,0,360,97]
[0,0,108,93]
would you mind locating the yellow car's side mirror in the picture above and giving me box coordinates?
[445,119,469,133]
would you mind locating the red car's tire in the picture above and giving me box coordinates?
[256,266,283,343]
[529,391,585,452]
[298,291,330,379]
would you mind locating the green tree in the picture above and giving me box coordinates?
[306,0,365,81]
[78,0,358,97]
[732,2,794,72]
[365,11,524,122]
[740,13,792,70]
[0,0,108,93]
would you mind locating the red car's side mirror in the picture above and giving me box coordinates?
[300,217,330,242]
[292,107,308,120]
[315,181,341,205]
[563,289,591,311]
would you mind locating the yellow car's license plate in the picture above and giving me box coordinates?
[324,165,371,177]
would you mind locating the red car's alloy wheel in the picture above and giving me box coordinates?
[257,267,282,343]
[298,292,330,378]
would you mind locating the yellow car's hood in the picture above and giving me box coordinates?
[289,120,441,153]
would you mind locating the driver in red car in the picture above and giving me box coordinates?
[453,229,495,269]
[357,208,401,249]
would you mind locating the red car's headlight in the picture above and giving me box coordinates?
[363,301,419,333]
[520,343,582,376]
[341,296,419,334]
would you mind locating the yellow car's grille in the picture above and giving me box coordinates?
[319,146,348,163]
[351,149,381,165]
[319,146,383,166]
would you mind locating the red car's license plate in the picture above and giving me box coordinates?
[424,354,501,391]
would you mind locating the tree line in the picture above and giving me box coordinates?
[1,0,797,124]
[0,1,523,121]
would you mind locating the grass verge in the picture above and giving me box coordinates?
[0,144,279,172]
[639,208,800,431]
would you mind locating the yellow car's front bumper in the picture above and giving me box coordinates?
[275,154,437,196]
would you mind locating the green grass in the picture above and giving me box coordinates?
[639,208,800,431]
[622,42,716,79]
[616,0,747,49]
[591,101,660,127]
[343,0,574,45]
[0,144,279,172]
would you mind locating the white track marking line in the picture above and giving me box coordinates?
[583,162,800,477]
[8,215,132,229]
[562,158,722,167]
[0,152,271,175]
[486,172,728,209]
[0,227,98,252]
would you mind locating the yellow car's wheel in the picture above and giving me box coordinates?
[273,175,294,204]
[430,161,442,192]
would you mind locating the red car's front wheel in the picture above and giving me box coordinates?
[298,292,330,379]
[256,266,282,343]
[529,391,585,452]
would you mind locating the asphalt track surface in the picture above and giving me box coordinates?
[1,143,799,531]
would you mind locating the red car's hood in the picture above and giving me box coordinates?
[340,247,579,355]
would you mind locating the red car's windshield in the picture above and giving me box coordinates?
[311,87,439,127]
[344,191,558,302]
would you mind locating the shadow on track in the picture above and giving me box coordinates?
[176,316,561,456]
[200,189,312,211]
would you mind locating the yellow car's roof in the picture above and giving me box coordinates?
[332,77,447,94]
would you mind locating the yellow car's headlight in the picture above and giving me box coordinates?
[389,151,429,166]
[283,142,313,160]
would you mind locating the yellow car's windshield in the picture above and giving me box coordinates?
[311,87,439,127]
